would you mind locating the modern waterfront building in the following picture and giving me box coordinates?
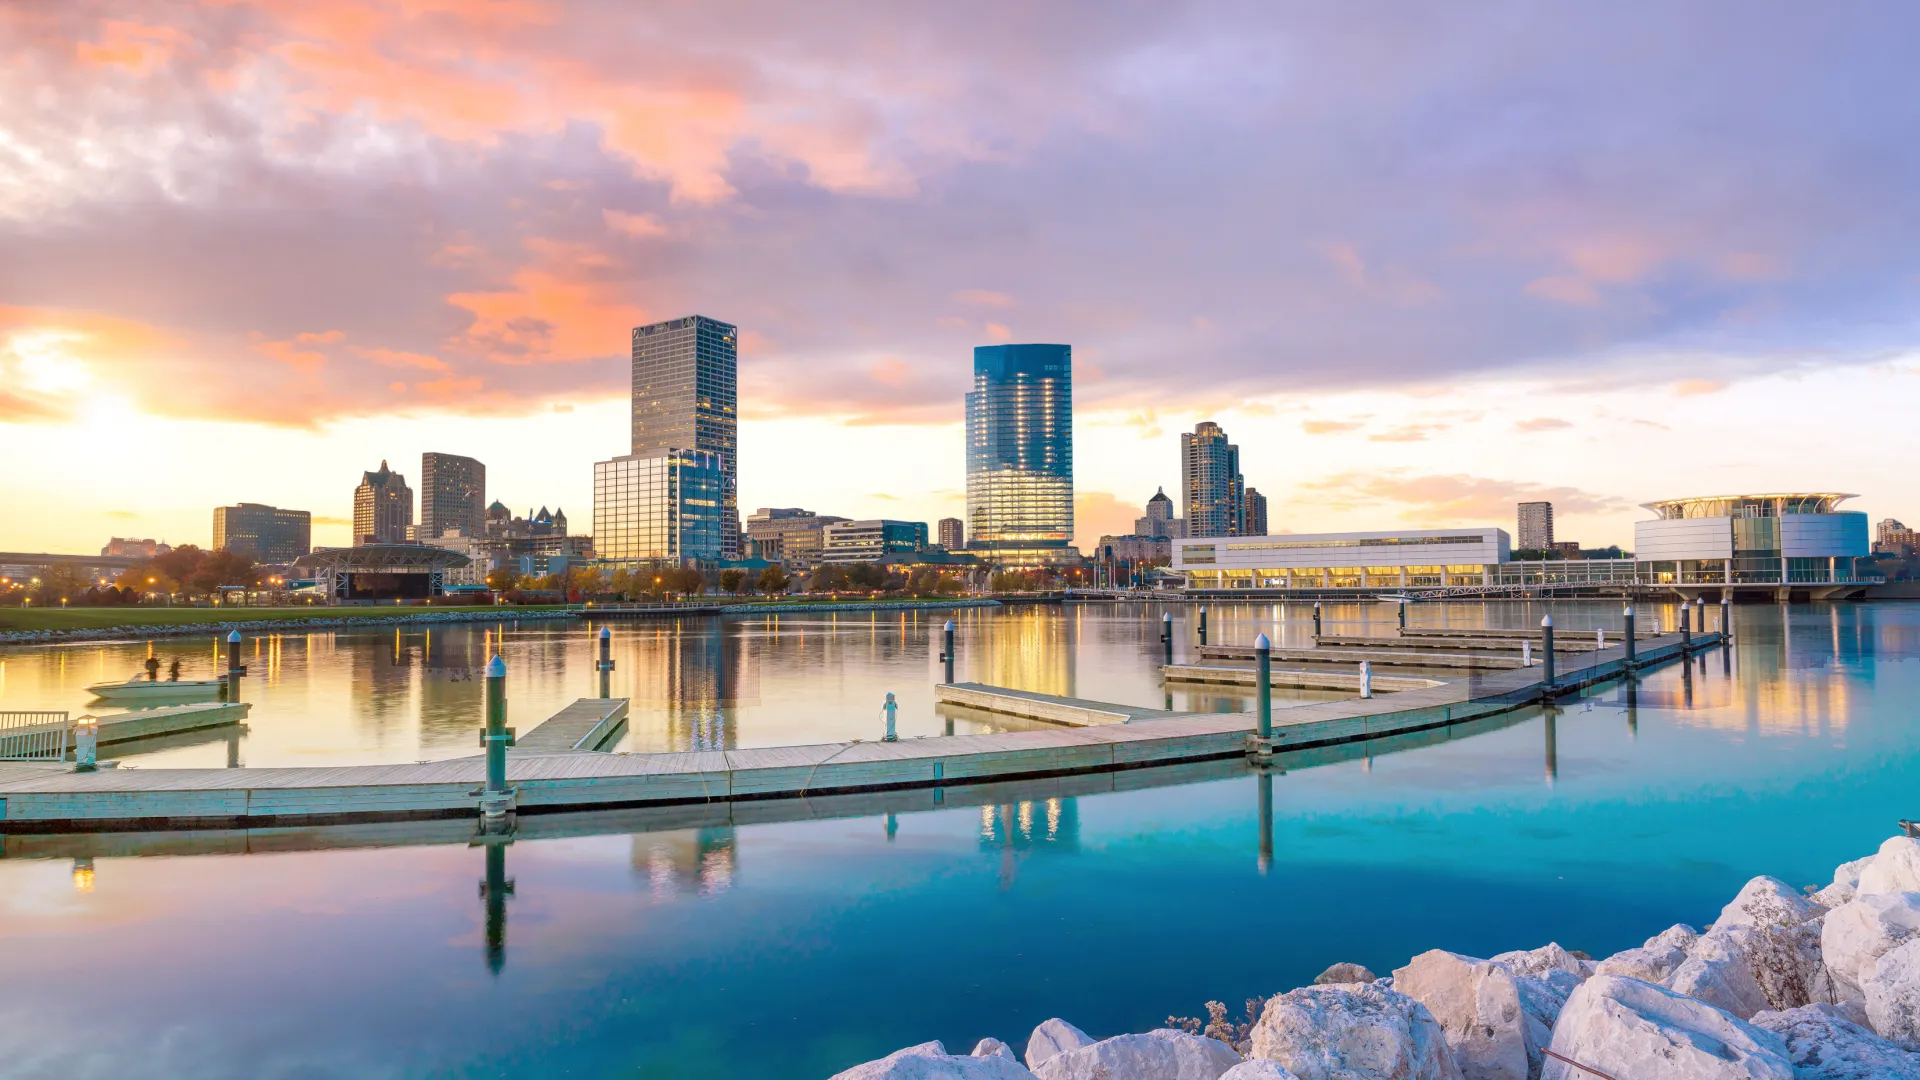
[1134,488,1186,539]
[819,519,930,563]
[1633,493,1873,598]
[938,517,965,551]
[1175,528,1513,591]
[1181,422,1246,538]
[965,343,1074,564]
[352,461,413,546]
[592,448,726,564]
[1517,501,1554,551]
[632,315,739,557]
[419,452,486,540]
[212,503,312,563]
[744,507,849,565]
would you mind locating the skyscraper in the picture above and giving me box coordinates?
[632,315,739,558]
[965,343,1073,564]
[593,448,726,563]
[1181,421,1244,538]
[420,452,486,540]
[353,461,413,546]
[1244,487,1268,537]
[1517,501,1554,551]
[937,517,965,551]
[212,503,311,562]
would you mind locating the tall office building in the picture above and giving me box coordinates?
[212,503,312,562]
[1244,487,1268,537]
[632,315,739,557]
[353,461,413,546]
[965,343,1074,564]
[1134,487,1186,539]
[1517,501,1554,551]
[937,517,965,551]
[593,448,726,563]
[419,452,486,540]
[1181,422,1245,538]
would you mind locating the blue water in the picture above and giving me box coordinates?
[0,601,1914,1078]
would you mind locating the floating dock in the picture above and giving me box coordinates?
[1161,664,1441,693]
[934,683,1181,726]
[1196,644,1525,670]
[512,698,629,753]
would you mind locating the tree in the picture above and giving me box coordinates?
[756,564,791,594]
[809,563,850,592]
[847,561,887,590]
[669,564,706,596]
[485,567,521,592]
[719,568,746,595]
[189,550,259,595]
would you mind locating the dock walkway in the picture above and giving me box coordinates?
[1161,664,1441,692]
[512,698,629,753]
[1197,644,1524,669]
[934,683,1181,726]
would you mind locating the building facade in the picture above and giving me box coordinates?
[1634,493,1871,594]
[1175,528,1513,590]
[100,537,170,558]
[1135,487,1186,539]
[1181,422,1246,538]
[212,503,312,563]
[419,452,486,540]
[592,448,726,564]
[744,508,848,565]
[819,519,930,562]
[1244,487,1268,537]
[353,461,414,546]
[938,517,965,551]
[1876,518,1917,556]
[632,315,739,557]
[1517,501,1554,551]
[965,343,1074,564]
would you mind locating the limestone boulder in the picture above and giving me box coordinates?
[1594,924,1699,986]
[1670,877,1831,1019]
[1219,1062,1306,1080]
[1315,962,1379,985]
[1823,891,1920,1002]
[1031,1029,1242,1080]
[1391,949,1579,1080]
[1861,838,1920,898]
[1024,1019,1095,1071]
[1865,937,1920,1050]
[1488,943,1592,1000]
[1817,856,1877,907]
[1750,1002,1920,1079]
[1711,875,1826,931]
[832,1041,1038,1080]
[973,1038,1017,1061]
[1248,982,1464,1080]
[1541,975,1793,1080]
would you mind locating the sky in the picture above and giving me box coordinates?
[3,1,1919,555]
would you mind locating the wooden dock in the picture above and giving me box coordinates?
[1161,664,1442,692]
[1310,634,1602,654]
[0,632,1719,833]
[513,698,629,753]
[934,683,1181,726]
[1197,644,1525,669]
[0,703,249,759]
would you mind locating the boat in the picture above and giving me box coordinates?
[1374,594,1421,604]
[84,676,225,704]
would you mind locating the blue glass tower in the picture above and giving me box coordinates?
[966,343,1074,563]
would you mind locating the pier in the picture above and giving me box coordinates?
[933,683,1181,726]
[512,698,630,753]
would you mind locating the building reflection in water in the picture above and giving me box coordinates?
[631,827,737,900]
[978,797,1080,888]
[981,610,1075,699]
[625,621,748,753]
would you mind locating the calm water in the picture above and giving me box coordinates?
[0,600,1913,1078]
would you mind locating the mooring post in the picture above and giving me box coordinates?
[1681,605,1692,651]
[1522,640,1532,667]
[1359,659,1373,699]
[942,620,955,684]
[479,655,515,819]
[1694,596,1705,634]
[1623,606,1637,669]
[73,715,98,773]
[1312,601,1322,637]
[883,691,899,742]
[1254,633,1272,739]
[1198,605,1208,646]
[596,626,614,699]
[1595,628,1605,653]
[225,629,245,701]
[1721,595,1732,639]
[1540,615,1556,697]
[1162,612,1173,665]
[1398,600,1407,630]
[479,836,514,976]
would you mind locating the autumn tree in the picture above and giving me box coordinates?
[756,565,791,594]
[719,568,746,595]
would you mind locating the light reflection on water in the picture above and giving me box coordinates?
[0,600,1915,1079]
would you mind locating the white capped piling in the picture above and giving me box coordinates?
[1540,615,1556,695]
[941,620,955,684]
[596,626,614,698]
[479,655,515,819]
[1522,640,1533,667]
[1253,633,1272,739]
[73,715,98,773]
[1721,595,1732,638]
[1358,659,1373,699]
[1312,601,1322,637]
[1596,628,1605,651]
[882,691,898,742]
[1162,612,1173,665]
[1623,606,1637,668]
[1198,605,1208,646]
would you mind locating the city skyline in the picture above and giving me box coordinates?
[5,5,1920,554]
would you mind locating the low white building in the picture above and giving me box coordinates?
[1174,528,1512,591]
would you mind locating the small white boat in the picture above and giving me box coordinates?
[84,676,225,703]
[1375,594,1420,604]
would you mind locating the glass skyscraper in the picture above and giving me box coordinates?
[1181,421,1244,538]
[593,448,725,563]
[965,343,1074,564]
[632,315,739,557]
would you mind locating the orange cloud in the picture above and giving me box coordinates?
[603,209,667,238]
[1072,490,1143,550]
[1515,417,1573,432]
[953,289,1012,307]
[75,20,189,73]
[1301,471,1628,521]
[445,238,648,366]
[985,323,1011,342]
[1674,378,1727,396]
[1302,419,1363,435]
[870,356,909,385]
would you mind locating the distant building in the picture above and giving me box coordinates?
[100,537,171,558]
[1244,487,1268,537]
[1096,534,1171,565]
[744,507,849,565]
[632,315,740,558]
[1517,501,1554,551]
[1181,422,1246,538]
[938,517,965,551]
[1134,487,1187,539]
[966,343,1074,565]
[212,503,312,563]
[820,520,930,563]
[483,501,568,540]
[1876,518,1917,556]
[1549,541,1583,559]
[353,461,414,546]
[593,448,726,564]
[420,452,486,541]
[1176,529,1513,591]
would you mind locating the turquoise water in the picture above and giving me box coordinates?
[0,601,1913,1078]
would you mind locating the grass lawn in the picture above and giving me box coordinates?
[0,605,577,633]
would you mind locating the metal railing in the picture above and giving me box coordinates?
[0,711,70,762]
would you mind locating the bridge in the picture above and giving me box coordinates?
[0,551,143,571]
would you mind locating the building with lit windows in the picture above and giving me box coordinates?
[1634,493,1873,598]
[1876,518,1917,556]
[1517,501,1554,551]
[592,448,725,565]
[965,343,1074,565]
[1176,528,1514,592]
[938,517,965,551]
[212,503,312,562]
[419,452,486,540]
[1135,487,1186,539]
[352,461,413,546]
[632,316,739,557]
[1181,422,1247,538]
[819,519,929,563]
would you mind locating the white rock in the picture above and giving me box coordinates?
[1750,1002,1920,1079]
[1823,891,1920,1002]
[832,1041,1038,1080]
[1712,875,1827,931]
[1541,975,1793,1080]
[1817,856,1877,907]
[973,1038,1016,1060]
[1594,924,1699,986]
[1219,1062,1305,1080]
[1025,1019,1095,1071]
[1861,838,1920,898]
[1670,878,1831,1020]
[1032,1029,1242,1080]
[1248,982,1464,1080]
[1866,937,1920,1050]
[1488,942,1592,1002]
[1394,949,1566,1080]
[1315,962,1378,985]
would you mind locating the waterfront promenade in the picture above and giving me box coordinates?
[0,629,1716,832]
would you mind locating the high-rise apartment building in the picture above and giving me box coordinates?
[593,448,726,563]
[937,517,965,551]
[1244,487,1268,537]
[419,452,486,540]
[1517,501,1554,551]
[632,315,739,557]
[1877,518,1917,556]
[965,343,1073,564]
[213,503,312,562]
[1181,422,1246,538]
[353,461,414,546]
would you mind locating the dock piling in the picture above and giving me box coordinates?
[1162,613,1173,665]
[1253,633,1272,739]
[1198,606,1208,647]
[479,655,515,819]
[1522,640,1532,667]
[225,630,245,701]
[1694,596,1705,633]
[1623,607,1637,668]
[1359,659,1373,699]
[1680,608,1692,651]
[1312,601,1322,637]
[1721,595,1732,638]
[1398,601,1407,630]
[942,620,955,684]
[1540,616,1556,697]
[883,692,898,742]
[1257,769,1274,876]
[596,627,614,698]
